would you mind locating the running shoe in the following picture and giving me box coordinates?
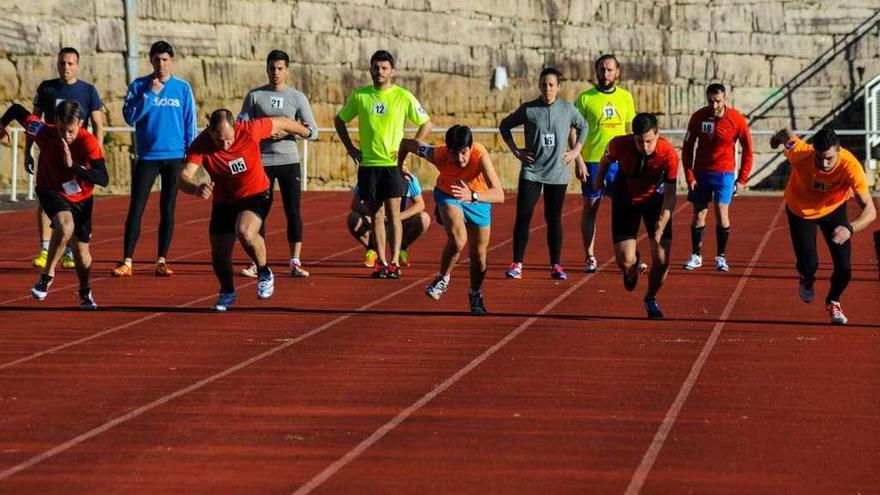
[644,297,664,319]
[426,275,449,300]
[623,252,641,291]
[371,263,387,279]
[257,268,275,299]
[155,261,174,277]
[399,249,410,267]
[214,291,237,312]
[290,261,310,278]
[110,262,133,277]
[469,291,487,316]
[827,301,847,325]
[715,255,730,272]
[551,264,567,280]
[31,274,53,300]
[583,255,598,273]
[32,249,48,268]
[385,263,401,279]
[61,249,76,269]
[364,249,378,268]
[683,253,703,271]
[797,278,814,304]
[638,261,649,273]
[505,262,523,279]
[240,263,258,278]
[78,288,97,310]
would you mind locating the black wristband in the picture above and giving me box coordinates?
[844,223,855,234]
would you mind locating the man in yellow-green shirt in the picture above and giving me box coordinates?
[574,54,636,273]
[335,50,433,279]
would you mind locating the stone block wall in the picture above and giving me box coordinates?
[1,0,879,195]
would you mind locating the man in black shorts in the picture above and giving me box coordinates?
[594,113,678,319]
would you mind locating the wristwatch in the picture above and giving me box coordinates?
[470,191,478,202]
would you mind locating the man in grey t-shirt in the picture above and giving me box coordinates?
[238,49,318,278]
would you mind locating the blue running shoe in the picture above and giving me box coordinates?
[214,291,236,312]
[644,297,664,319]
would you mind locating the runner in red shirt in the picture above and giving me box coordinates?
[179,109,310,311]
[0,101,108,309]
[681,83,753,272]
[594,113,678,319]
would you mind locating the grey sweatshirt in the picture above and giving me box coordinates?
[239,85,318,166]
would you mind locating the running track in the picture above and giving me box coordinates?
[0,192,878,494]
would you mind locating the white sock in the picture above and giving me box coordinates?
[441,273,450,283]
[40,240,49,251]
[157,257,166,265]
[291,257,301,266]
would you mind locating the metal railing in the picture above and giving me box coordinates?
[865,74,880,169]
[5,126,880,201]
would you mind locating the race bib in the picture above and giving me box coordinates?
[227,157,247,175]
[269,96,284,110]
[25,119,44,137]
[62,179,82,195]
[542,133,556,147]
[603,104,615,119]
[373,102,387,116]
[701,121,715,134]
[417,143,432,158]
[55,98,65,109]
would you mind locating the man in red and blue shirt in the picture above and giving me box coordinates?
[179,109,310,312]
[1,101,108,309]
[681,83,753,272]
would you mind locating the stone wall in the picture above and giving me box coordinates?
[1,0,879,195]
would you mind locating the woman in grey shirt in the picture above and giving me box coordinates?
[238,50,318,278]
[500,67,587,281]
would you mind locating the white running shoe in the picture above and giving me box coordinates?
[257,268,275,299]
[683,254,703,271]
[715,256,730,272]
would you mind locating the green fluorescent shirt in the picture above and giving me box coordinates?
[337,84,430,167]
[575,86,636,163]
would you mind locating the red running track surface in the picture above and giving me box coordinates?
[0,192,877,494]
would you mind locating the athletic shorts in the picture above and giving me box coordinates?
[687,171,736,205]
[357,166,406,203]
[611,192,672,244]
[37,190,94,243]
[209,190,272,236]
[433,188,492,228]
[581,161,619,200]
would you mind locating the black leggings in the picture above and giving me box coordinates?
[786,204,851,304]
[123,159,181,259]
[260,163,303,244]
[513,178,567,265]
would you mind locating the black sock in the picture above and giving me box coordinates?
[76,264,91,290]
[716,226,730,257]
[78,286,91,295]
[257,265,271,278]
[40,273,54,283]
[691,226,705,256]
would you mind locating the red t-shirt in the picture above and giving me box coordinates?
[606,135,679,204]
[186,119,273,203]
[26,114,104,203]
[682,106,753,184]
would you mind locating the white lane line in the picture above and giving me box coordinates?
[292,202,690,495]
[623,203,784,495]
[0,204,583,480]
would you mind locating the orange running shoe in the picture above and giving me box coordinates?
[111,262,133,277]
[155,261,174,277]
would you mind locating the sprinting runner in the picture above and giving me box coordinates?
[398,125,504,315]
[1,101,108,309]
[114,40,196,278]
[334,50,432,279]
[596,113,678,319]
[682,83,753,272]
[574,54,636,273]
[27,47,106,270]
[770,127,876,325]
[238,50,318,280]
[178,109,311,311]
[500,67,587,280]
[347,172,431,268]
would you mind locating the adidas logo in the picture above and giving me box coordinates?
[152,97,181,107]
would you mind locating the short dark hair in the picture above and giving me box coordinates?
[445,125,473,150]
[632,113,659,135]
[813,128,840,152]
[58,47,80,61]
[55,100,83,124]
[266,49,289,67]
[149,41,174,59]
[706,83,726,97]
[540,67,563,82]
[594,54,620,73]
[208,109,235,130]
[370,50,395,68]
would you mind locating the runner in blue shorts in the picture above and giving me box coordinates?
[398,125,504,315]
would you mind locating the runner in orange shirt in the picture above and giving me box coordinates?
[398,125,504,315]
[770,127,876,325]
